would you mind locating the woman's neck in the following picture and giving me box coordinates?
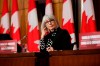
[49,27,59,32]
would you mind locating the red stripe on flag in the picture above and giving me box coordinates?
[12,0,18,15]
[46,0,52,5]
[28,0,36,12]
[2,0,8,16]
[0,0,9,34]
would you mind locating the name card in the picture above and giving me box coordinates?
[0,40,17,53]
[79,32,100,50]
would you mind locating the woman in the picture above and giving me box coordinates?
[40,15,72,52]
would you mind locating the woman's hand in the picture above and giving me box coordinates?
[46,46,54,52]
[41,27,48,39]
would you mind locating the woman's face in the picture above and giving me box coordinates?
[45,19,57,31]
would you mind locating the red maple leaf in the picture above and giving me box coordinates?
[27,24,40,52]
[0,26,9,34]
[62,19,74,34]
[10,24,20,41]
[88,15,96,32]
[81,11,88,33]
[0,26,5,33]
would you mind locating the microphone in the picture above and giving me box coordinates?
[17,35,27,44]
[20,35,27,41]
[17,35,27,53]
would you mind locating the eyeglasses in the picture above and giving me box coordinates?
[45,19,55,24]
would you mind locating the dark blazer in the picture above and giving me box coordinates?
[40,27,72,52]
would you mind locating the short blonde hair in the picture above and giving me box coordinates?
[41,15,59,32]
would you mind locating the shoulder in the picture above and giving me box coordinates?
[58,28,69,35]
[58,28,71,38]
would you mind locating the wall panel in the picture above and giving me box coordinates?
[53,0,63,27]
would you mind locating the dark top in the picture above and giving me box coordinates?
[40,27,72,52]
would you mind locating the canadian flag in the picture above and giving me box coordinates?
[27,0,40,52]
[81,0,96,33]
[10,0,21,44]
[0,0,10,34]
[62,0,76,44]
[45,0,53,15]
